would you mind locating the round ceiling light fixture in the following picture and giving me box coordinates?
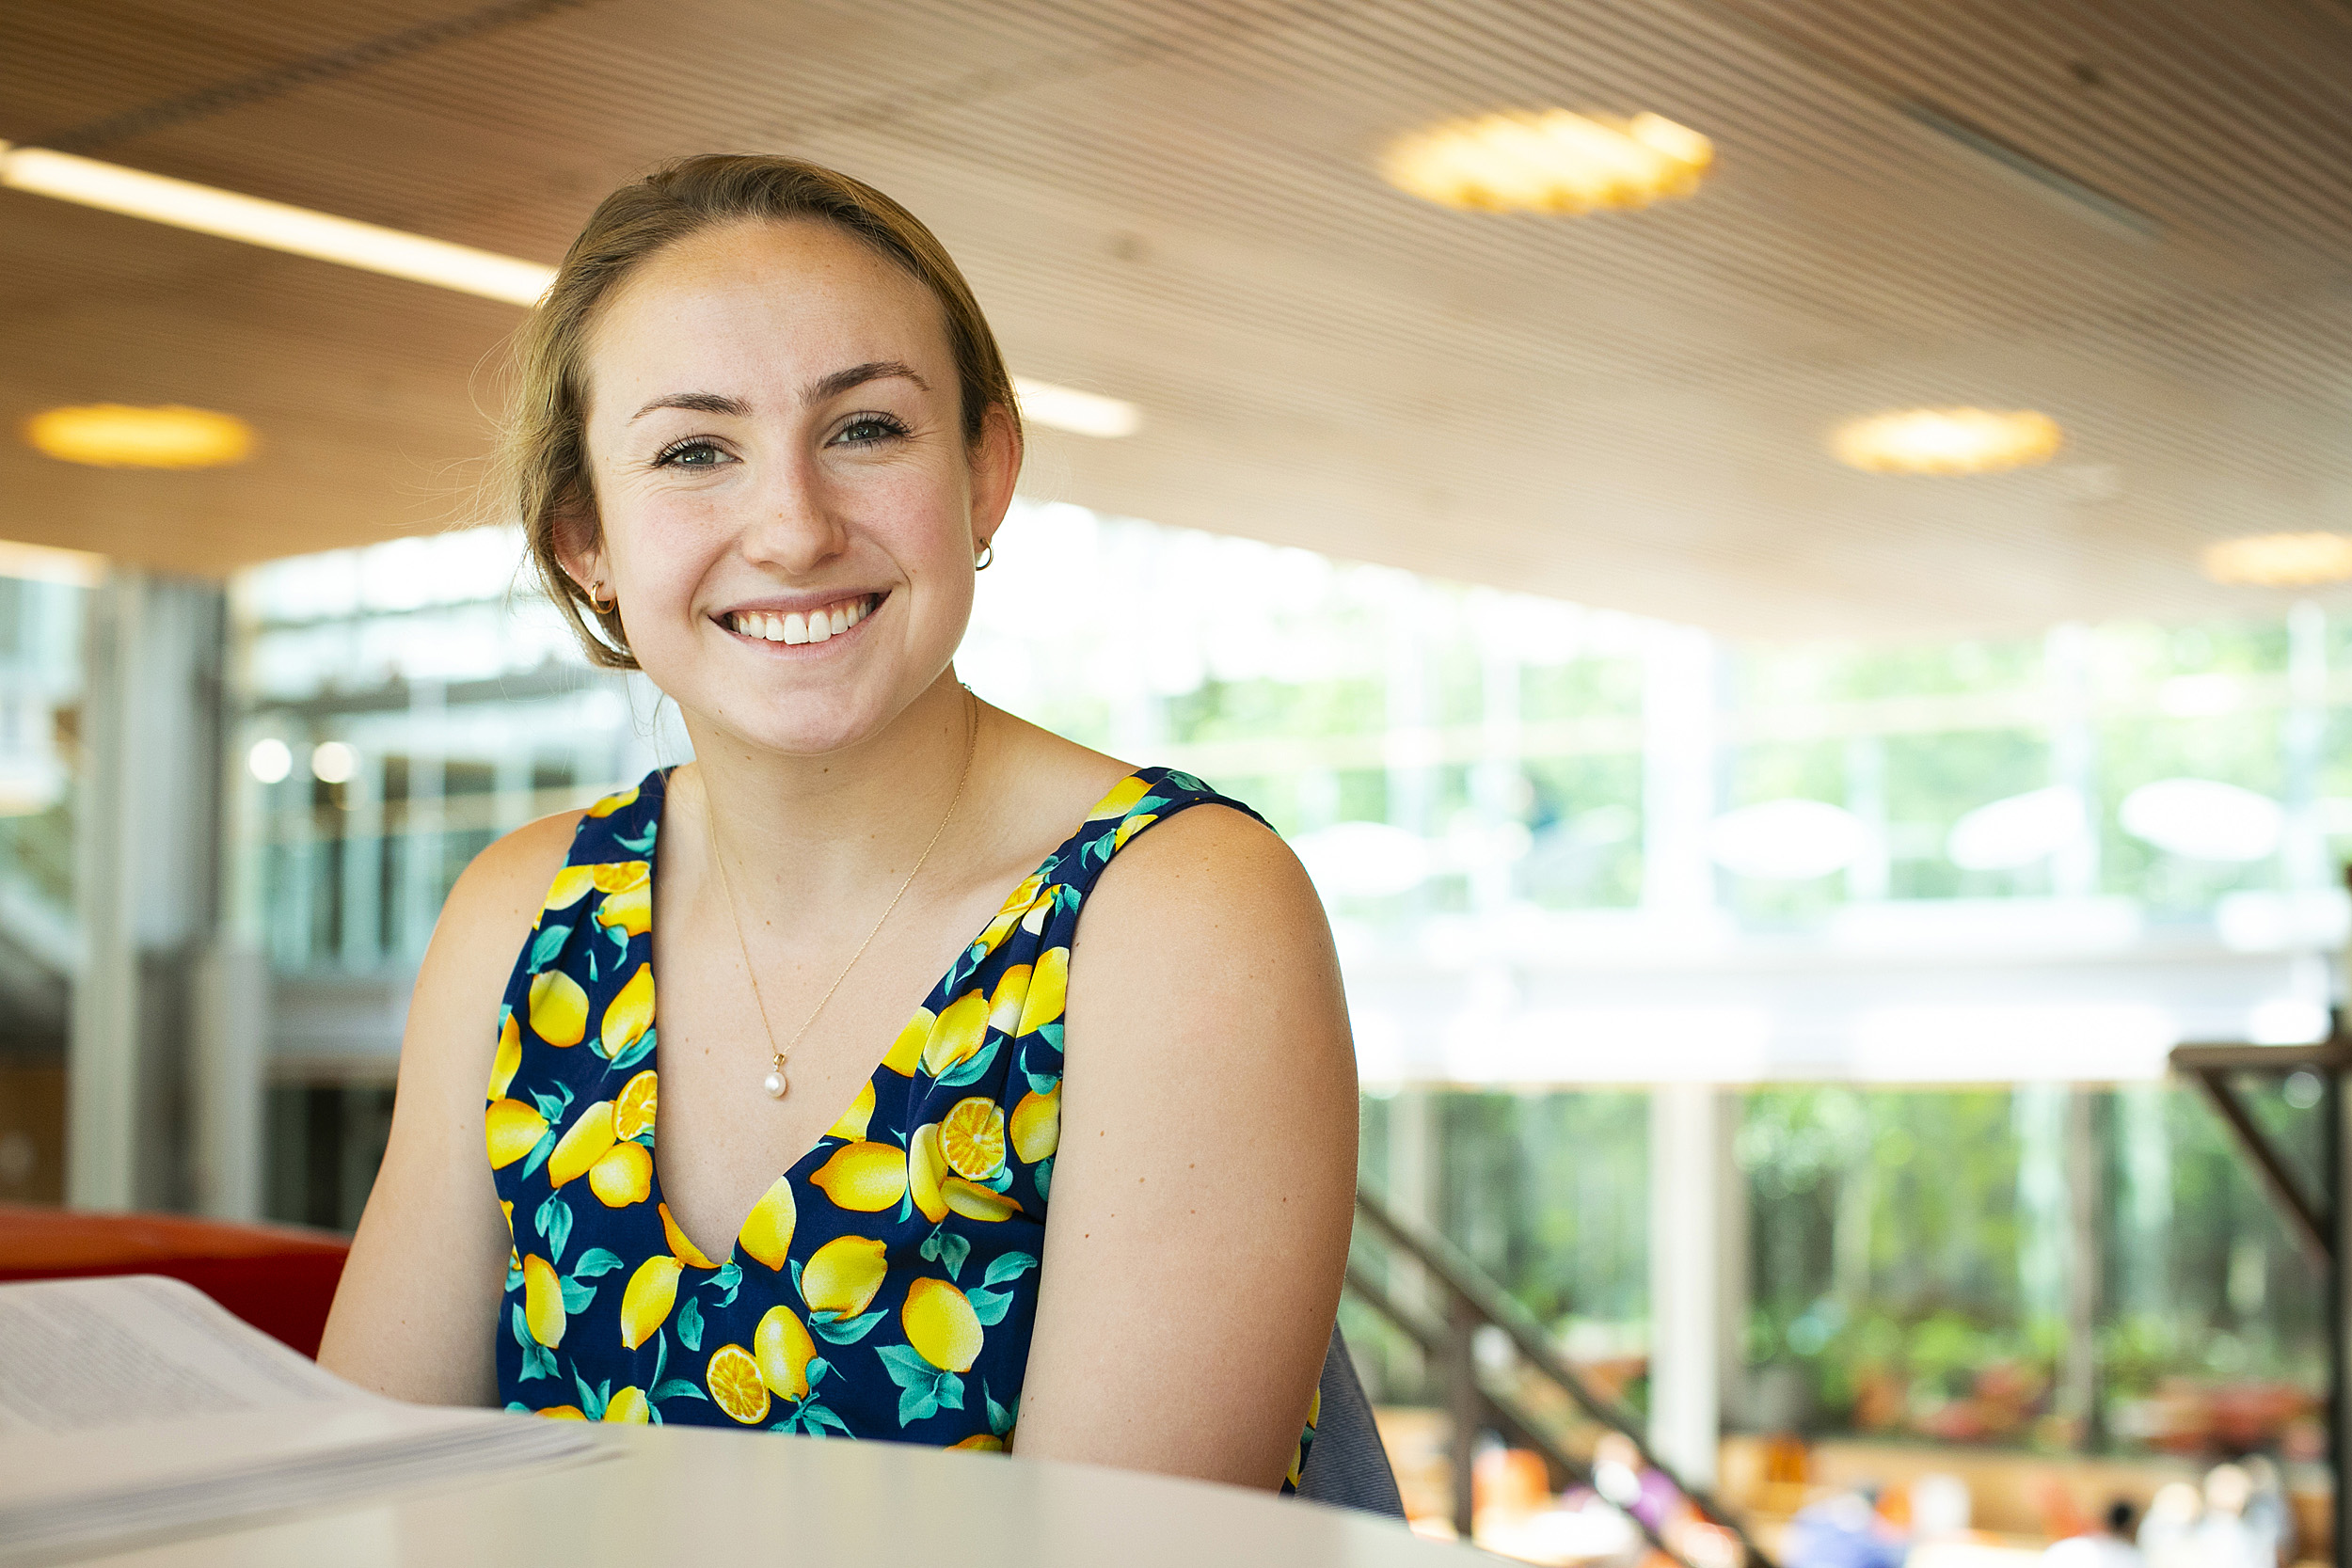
[2201,531,2352,587]
[23,403,254,468]
[1831,407,2062,475]
[1381,109,1713,215]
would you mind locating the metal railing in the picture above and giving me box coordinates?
[1347,1186,1773,1567]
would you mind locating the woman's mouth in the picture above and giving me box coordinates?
[722,592,883,646]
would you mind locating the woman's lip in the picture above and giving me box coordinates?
[715,588,890,619]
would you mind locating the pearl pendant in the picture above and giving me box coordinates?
[763,1069,787,1099]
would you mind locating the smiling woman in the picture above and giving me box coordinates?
[315,156,1359,1498]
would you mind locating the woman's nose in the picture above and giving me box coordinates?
[739,454,846,573]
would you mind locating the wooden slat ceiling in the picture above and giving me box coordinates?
[3,0,2348,637]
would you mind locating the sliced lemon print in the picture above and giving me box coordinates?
[585,785,639,818]
[599,964,655,1060]
[596,882,651,938]
[548,1101,616,1188]
[613,1069,658,1142]
[882,1006,933,1077]
[755,1305,817,1401]
[591,860,650,894]
[522,1255,565,1347]
[949,1433,1006,1452]
[603,1386,651,1423]
[738,1175,797,1270]
[529,970,588,1047]
[1085,775,1150,821]
[908,1123,950,1223]
[1113,813,1158,852]
[809,1140,909,1212]
[1017,947,1068,1037]
[921,990,990,1077]
[542,864,597,911]
[801,1234,888,1318]
[538,1404,587,1420]
[588,1140,652,1208]
[943,1177,1023,1223]
[487,1012,521,1101]
[706,1343,770,1425]
[940,1097,1007,1180]
[485,1099,548,1170]
[1009,1082,1061,1164]
[620,1255,679,1349]
[903,1277,983,1372]
[659,1202,717,1269]
[826,1080,875,1142]
[987,965,1031,1036]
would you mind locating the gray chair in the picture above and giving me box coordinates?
[1295,1323,1406,1519]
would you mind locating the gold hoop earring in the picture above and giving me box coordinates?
[975,544,994,571]
[588,579,615,612]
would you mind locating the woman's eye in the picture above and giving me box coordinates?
[654,439,727,467]
[834,415,908,446]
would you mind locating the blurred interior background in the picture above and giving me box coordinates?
[4,2,2350,1563]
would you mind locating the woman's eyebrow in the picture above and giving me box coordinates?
[630,391,749,422]
[804,359,929,403]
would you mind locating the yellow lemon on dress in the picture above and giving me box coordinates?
[809,1141,908,1212]
[940,1097,1006,1180]
[1009,1083,1061,1164]
[1020,888,1058,935]
[801,1233,888,1318]
[949,1433,1005,1452]
[1113,813,1157,851]
[586,785,639,817]
[602,1386,651,1423]
[590,860,650,894]
[488,1012,521,1101]
[542,864,597,911]
[738,1176,797,1271]
[596,882,651,938]
[922,990,990,1077]
[1017,947,1067,1037]
[599,964,655,1060]
[501,1199,518,1272]
[659,1201,716,1269]
[903,1277,983,1372]
[588,1140,652,1208]
[907,1123,950,1223]
[548,1101,615,1188]
[612,1069,658,1141]
[882,1006,933,1076]
[522,1255,565,1347]
[539,1404,587,1419]
[755,1305,817,1401]
[943,1178,1023,1224]
[529,970,588,1047]
[1086,775,1150,820]
[485,1099,548,1169]
[619,1254,679,1350]
[706,1343,769,1424]
[826,1080,874,1142]
[973,871,1044,957]
[988,965,1031,1036]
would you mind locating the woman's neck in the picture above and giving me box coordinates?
[670,673,985,920]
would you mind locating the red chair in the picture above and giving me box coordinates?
[0,1204,349,1357]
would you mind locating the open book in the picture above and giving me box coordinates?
[0,1275,595,1558]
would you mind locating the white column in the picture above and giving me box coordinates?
[2046,625,2099,899]
[1643,627,1716,915]
[1649,1083,1720,1485]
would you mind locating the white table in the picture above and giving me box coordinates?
[81,1423,1496,1567]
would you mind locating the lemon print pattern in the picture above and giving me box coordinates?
[486,766,1312,1483]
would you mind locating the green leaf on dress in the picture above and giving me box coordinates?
[964,1286,1012,1327]
[605,1026,657,1074]
[536,1196,573,1266]
[615,824,657,854]
[708,1260,742,1308]
[936,1037,1000,1089]
[985,1384,1015,1437]
[1033,1157,1052,1201]
[575,1371,605,1420]
[651,1378,708,1403]
[557,1275,596,1314]
[809,1308,886,1344]
[529,924,572,974]
[982,1252,1038,1287]
[936,1230,971,1281]
[676,1297,704,1352]
[572,1247,625,1279]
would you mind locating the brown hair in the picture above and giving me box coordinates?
[502,153,1022,669]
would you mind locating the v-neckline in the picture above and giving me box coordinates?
[637,765,1138,1270]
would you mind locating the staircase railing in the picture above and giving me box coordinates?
[1348,1186,1774,1567]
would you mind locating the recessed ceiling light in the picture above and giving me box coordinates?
[2201,532,2352,587]
[0,141,555,306]
[1381,109,1713,214]
[24,404,255,468]
[1831,407,2062,475]
[1012,377,1141,438]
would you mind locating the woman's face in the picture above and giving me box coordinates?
[570,217,1017,756]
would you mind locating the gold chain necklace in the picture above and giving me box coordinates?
[707,689,977,1100]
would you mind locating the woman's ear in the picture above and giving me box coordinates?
[967,401,1025,546]
[551,496,607,602]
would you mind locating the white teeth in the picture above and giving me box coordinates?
[764,612,785,642]
[806,610,832,642]
[829,607,849,636]
[734,597,872,643]
[781,612,807,644]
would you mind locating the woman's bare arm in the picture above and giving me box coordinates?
[1013,805,1359,1488]
[317,812,582,1402]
